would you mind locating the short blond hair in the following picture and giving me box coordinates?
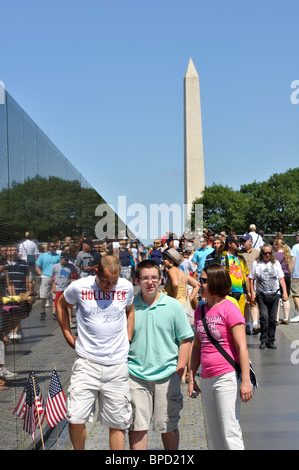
[97,255,121,275]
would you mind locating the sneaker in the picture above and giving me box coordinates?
[252,325,261,335]
[290,315,299,323]
[246,325,251,335]
[8,332,23,341]
[52,313,57,320]
[259,342,267,350]
[266,342,277,349]
[70,322,76,329]
[40,311,46,320]
[0,368,17,380]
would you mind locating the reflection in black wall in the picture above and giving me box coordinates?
[0,176,106,243]
[0,88,121,449]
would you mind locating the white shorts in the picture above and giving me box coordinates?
[39,276,52,299]
[67,356,131,429]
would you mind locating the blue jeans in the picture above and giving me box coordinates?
[256,292,280,344]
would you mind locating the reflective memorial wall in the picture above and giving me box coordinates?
[0,89,113,449]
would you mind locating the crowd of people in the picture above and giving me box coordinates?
[0,225,299,449]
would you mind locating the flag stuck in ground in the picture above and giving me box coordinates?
[46,369,67,428]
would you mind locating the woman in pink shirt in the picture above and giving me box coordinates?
[188,264,252,450]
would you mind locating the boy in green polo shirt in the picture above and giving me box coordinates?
[128,259,193,450]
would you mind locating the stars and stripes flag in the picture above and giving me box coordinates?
[13,370,45,438]
[13,383,27,420]
[46,369,67,428]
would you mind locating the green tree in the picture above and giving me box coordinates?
[0,176,109,243]
[191,183,251,233]
[191,167,299,234]
[240,168,299,232]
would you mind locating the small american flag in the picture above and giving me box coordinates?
[13,384,27,419]
[46,369,67,428]
[13,371,45,439]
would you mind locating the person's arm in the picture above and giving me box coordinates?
[35,265,43,277]
[279,277,288,301]
[245,274,252,302]
[126,302,135,342]
[168,267,180,298]
[176,337,192,380]
[128,249,136,266]
[249,278,256,303]
[6,271,15,295]
[231,323,253,403]
[289,256,295,279]
[186,274,200,302]
[57,293,77,349]
[188,333,201,397]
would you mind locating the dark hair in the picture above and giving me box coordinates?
[201,264,231,297]
[213,236,224,245]
[135,259,161,279]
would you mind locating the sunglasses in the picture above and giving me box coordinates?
[262,251,271,255]
[199,277,208,285]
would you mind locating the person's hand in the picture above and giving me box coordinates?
[240,380,253,402]
[65,332,77,349]
[188,379,200,398]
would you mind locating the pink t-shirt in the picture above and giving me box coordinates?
[194,299,245,378]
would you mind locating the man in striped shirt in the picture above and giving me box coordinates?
[5,244,28,340]
[6,245,28,295]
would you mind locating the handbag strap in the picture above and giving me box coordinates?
[201,304,241,375]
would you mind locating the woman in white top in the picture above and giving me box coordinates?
[249,245,288,350]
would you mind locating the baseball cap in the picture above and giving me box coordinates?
[240,233,253,241]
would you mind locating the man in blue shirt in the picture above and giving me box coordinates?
[36,242,60,319]
[192,236,214,277]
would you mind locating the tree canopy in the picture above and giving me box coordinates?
[0,176,108,243]
[191,167,299,234]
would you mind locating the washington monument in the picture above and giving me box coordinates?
[184,58,205,214]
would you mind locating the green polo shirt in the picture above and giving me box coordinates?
[128,291,193,381]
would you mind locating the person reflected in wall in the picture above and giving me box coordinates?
[35,242,60,320]
[5,245,29,340]
[116,239,136,282]
[75,238,101,279]
[18,232,39,293]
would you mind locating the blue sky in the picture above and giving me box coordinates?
[1,0,298,241]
